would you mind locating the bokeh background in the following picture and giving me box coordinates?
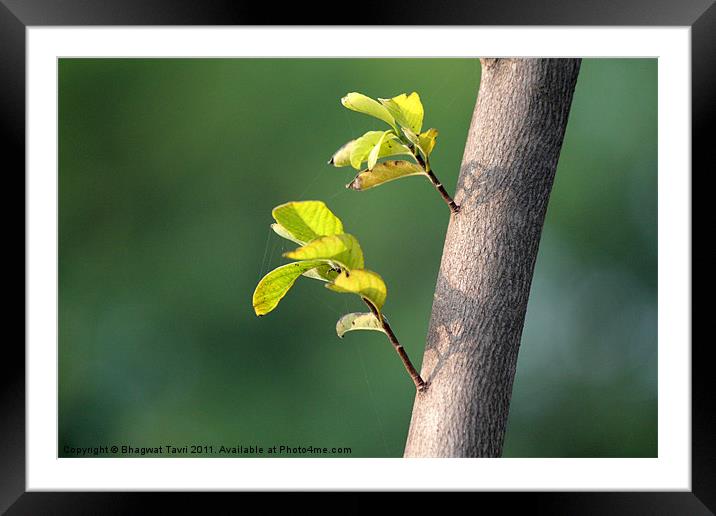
[59,58,657,457]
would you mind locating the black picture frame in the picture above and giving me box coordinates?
[4,0,708,512]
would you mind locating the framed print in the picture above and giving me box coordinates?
[4,0,709,511]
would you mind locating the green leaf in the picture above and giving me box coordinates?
[341,92,396,129]
[367,131,389,171]
[253,260,326,316]
[302,264,339,283]
[401,126,420,146]
[271,223,305,245]
[284,233,364,270]
[379,92,424,133]
[347,160,426,191]
[379,137,412,160]
[272,201,343,243]
[349,131,388,170]
[342,131,409,170]
[335,312,386,338]
[418,128,439,157]
[328,140,355,167]
[326,269,387,311]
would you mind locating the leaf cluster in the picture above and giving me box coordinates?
[254,90,452,350]
[329,92,439,191]
[253,201,387,338]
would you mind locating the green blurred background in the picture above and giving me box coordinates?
[58,58,657,458]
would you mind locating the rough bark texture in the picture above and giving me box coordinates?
[404,58,581,458]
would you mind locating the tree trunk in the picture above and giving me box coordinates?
[404,58,581,457]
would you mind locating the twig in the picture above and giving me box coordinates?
[425,169,460,214]
[414,153,460,215]
[363,299,427,392]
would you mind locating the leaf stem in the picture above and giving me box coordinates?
[363,299,427,392]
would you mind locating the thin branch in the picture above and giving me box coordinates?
[425,169,460,214]
[363,299,427,392]
[414,153,460,215]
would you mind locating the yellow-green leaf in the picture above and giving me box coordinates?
[418,128,439,157]
[328,140,355,167]
[326,269,387,311]
[345,131,409,170]
[284,233,364,270]
[367,131,389,170]
[253,260,326,316]
[336,312,386,338]
[271,223,305,245]
[272,201,343,243]
[347,160,426,191]
[302,264,339,283]
[401,125,420,146]
[380,137,412,160]
[331,135,408,169]
[349,131,387,170]
[379,92,424,133]
[341,92,396,129]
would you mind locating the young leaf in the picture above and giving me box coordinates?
[271,223,305,245]
[347,160,426,191]
[342,131,409,170]
[335,312,386,338]
[253,260,326,316]
[272,201,343,243]
[328,139,355,167]
[380,137,413,160]
[302,264,339,283]
[367,131,389,171]
[283,233,364,270]
[379,92,424,133]
[326,269,387,311]
[341,92,396,130]
[418,128,439,157]
[401,125,420,146]
[349,131,388,170]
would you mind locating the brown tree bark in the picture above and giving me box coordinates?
[403,58,582,457]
